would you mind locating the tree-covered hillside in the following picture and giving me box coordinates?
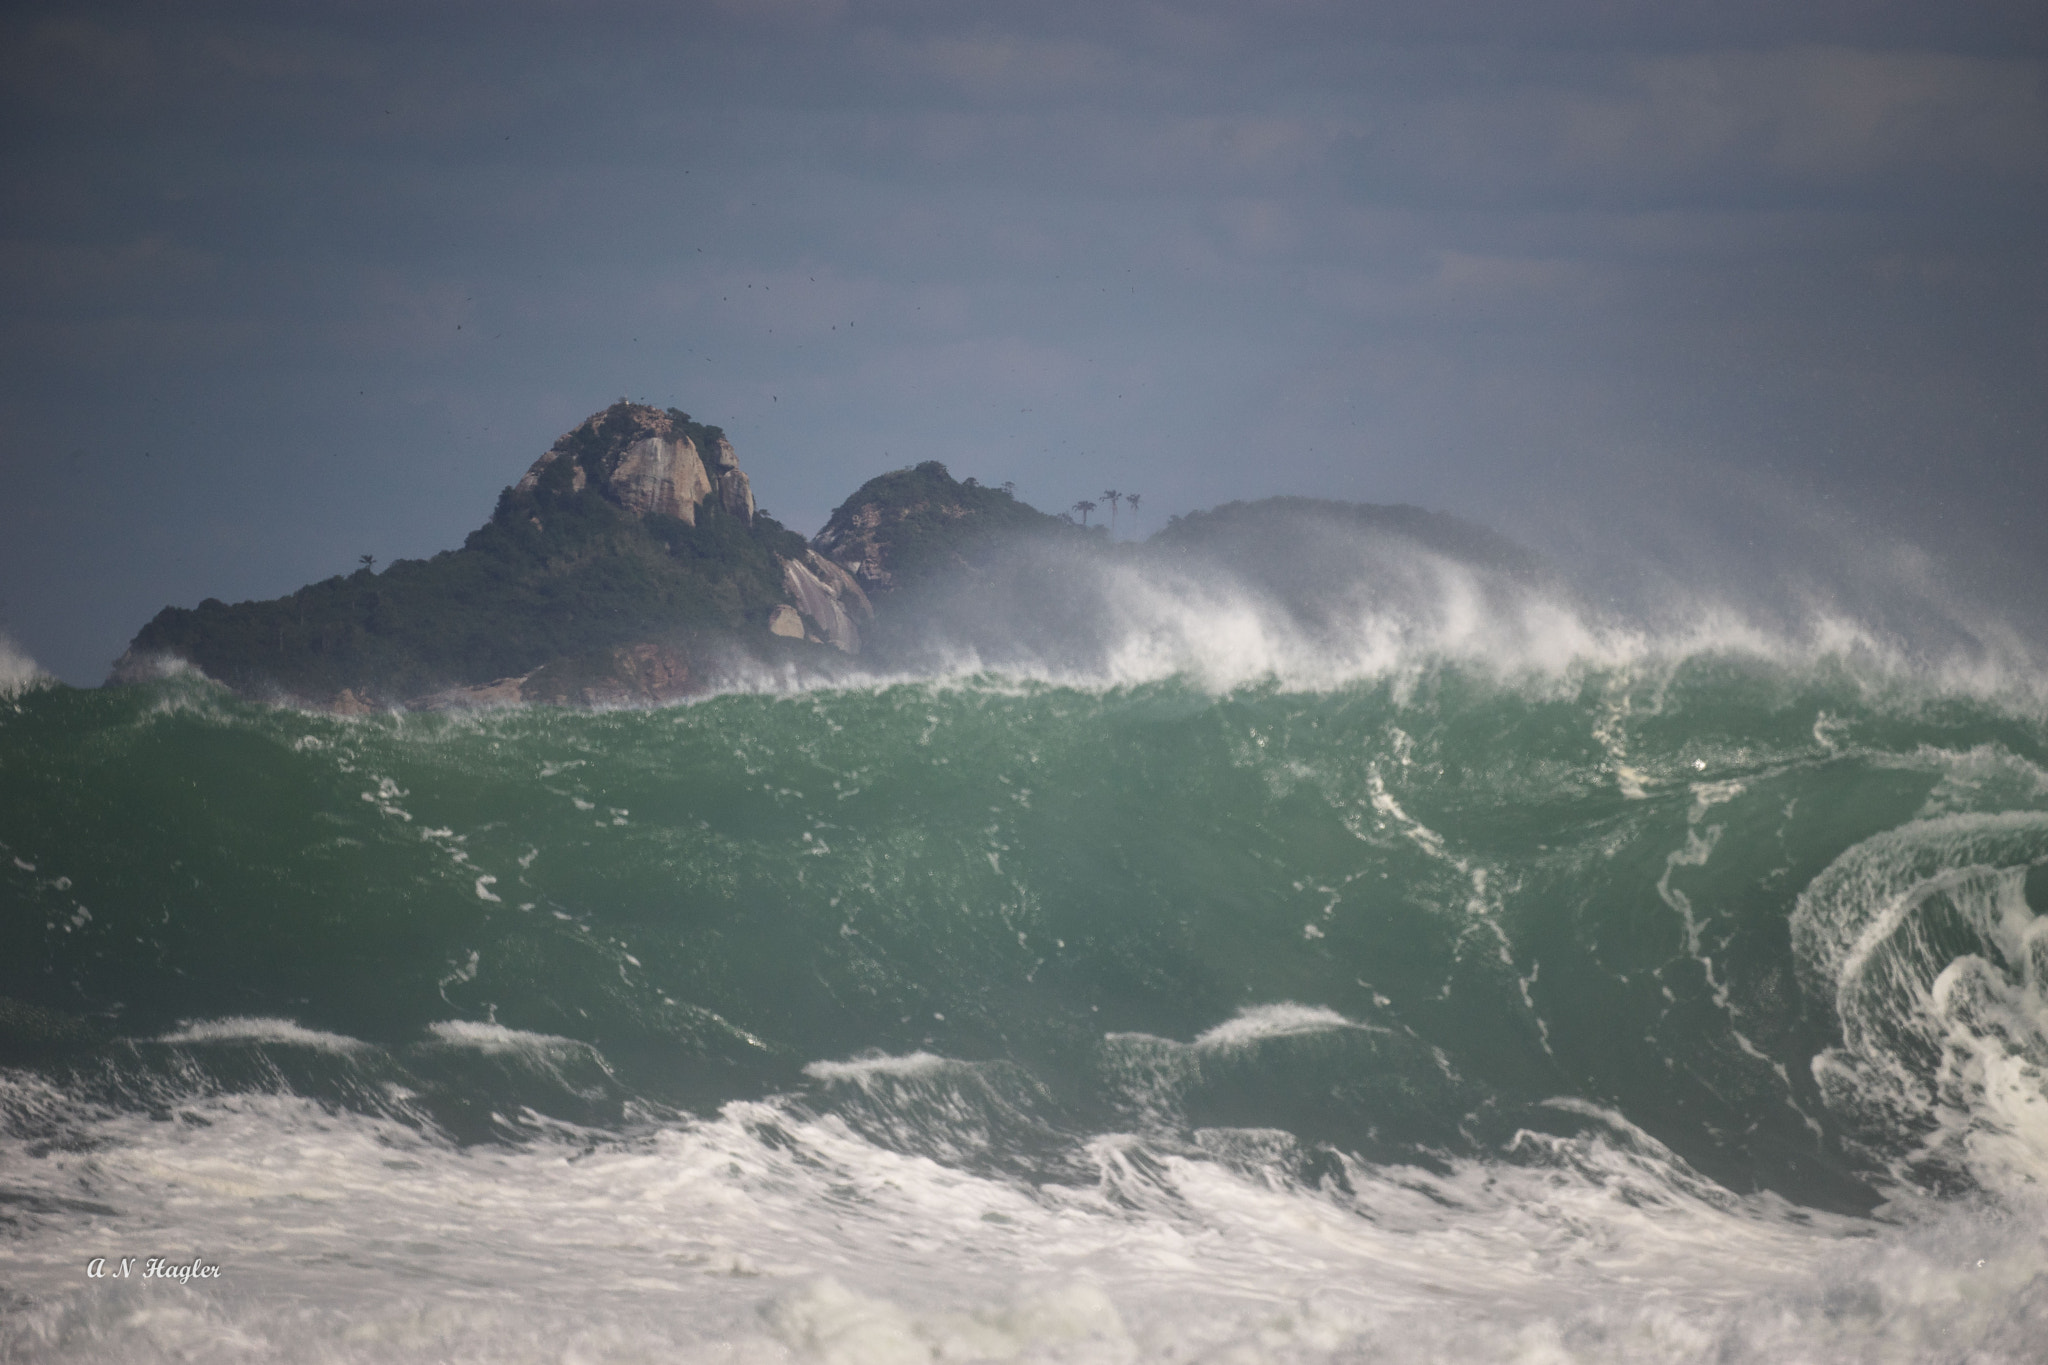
[116,408,1549,708]
[120,406,816,705]
[812,461,1091,599]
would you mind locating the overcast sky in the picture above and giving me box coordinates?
[3,0,2044,682]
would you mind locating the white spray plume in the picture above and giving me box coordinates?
[0,633,49,697]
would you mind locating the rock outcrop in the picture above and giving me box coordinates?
[779,551,871,653]
[811,461,1078,602]
[704,433,756,521]
[508,404,855,659]
[607,436,713,521]
[813,498,903,592]
[515,405,743,528]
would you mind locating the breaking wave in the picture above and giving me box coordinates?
[6,562,2048,1360]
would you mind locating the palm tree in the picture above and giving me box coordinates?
[1125,492,1140,531]
[1102,489,1121,535]
[359,554,376,573]
[1072,499,1097,527]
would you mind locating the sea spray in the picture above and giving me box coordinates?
[0,632,48,698]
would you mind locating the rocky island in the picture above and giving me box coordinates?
[116,403,871,707]
[113,399,1540,707]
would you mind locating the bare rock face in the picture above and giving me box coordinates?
[702,432,755,519]
[813,501,895,592]
[779,550,872,653]
[767,604,806,638]
[718,467,754,521]
[610,437,714,521]
[513,405,742,528]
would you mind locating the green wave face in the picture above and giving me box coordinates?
[6,657,2048,1209]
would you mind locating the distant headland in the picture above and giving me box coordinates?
[112,400,1537,709]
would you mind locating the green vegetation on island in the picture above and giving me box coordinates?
[811,460,1094,600]
[112,402,1546,708]
[120,403,819,706]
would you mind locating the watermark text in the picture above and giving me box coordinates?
[87,1257,221,1283]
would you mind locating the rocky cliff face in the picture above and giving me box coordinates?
[704,433,756,522]
[812,499,895,592]
[779,551,871,653]
[510,403,858,655]
[509,404,853,654]
[513,404,867,658]
[607,436,712,520]
[514,405,747,527]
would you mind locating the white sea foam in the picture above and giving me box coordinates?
[683,539,2048,717]
[423,1019,584,1057]
[4,1080,2044,1364]
[156,1016,372,1053]
[1793,811,2048,1197]
[804,1050,953,1082]
[1193,1002,1375,1049]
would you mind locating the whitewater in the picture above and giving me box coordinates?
[5,563,2048,1362]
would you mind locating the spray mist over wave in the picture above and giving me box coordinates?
[830,513,2048,709]
[84,500,2048,713]
[0,632,48,697]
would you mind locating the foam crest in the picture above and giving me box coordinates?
[9,1085,2040,1365]
[423,1019,585,1057]
[156,1016,372,1054]
[1193,1003,1374,1050]
[723,542,2048,710]
[1085,552,1619,695]
[804,1051,952,1083]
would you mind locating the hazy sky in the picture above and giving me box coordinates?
[3,0,2044,682]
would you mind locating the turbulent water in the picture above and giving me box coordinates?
[6,597,2048,1360]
